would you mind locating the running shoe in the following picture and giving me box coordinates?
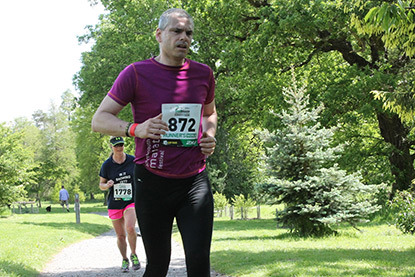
[121,258,129,272]
[130,253,141,270]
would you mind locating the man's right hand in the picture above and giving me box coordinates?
[135,113,169,139]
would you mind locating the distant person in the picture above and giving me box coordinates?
[91,8,217,276]
[59,186,70,212]
[99,136,141,272]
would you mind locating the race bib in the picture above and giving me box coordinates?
[113,183,132,201]
[161,103,202,147]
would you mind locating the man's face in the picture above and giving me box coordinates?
[156,13,193,64]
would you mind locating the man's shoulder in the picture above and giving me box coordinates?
[188,59,212,71]
[130,58,154,68]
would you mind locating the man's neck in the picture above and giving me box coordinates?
[155,55,185,67]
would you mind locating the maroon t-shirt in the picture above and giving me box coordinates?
[108,57,215,178]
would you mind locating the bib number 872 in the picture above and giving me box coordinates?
[168,118,196,132]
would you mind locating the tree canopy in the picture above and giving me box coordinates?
[1,0,414,221]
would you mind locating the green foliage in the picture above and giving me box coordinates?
[390,190,415,234]
[359,1,415,57]
[72,184,86,203]
[372,85,415,124]
[213,192,228,217]
[74,0,175,198]
[51,182,86,204]
[351,0,415,123]
[274,167,381,235]
[2,92,80,206]
[261,71,380,236]
[208,126,263,199]
[76,0,415,205]
[27,95,79,205]
[0,124,30,207]
[71,105,108,199]
[231,194,256,220]
[51,182,64,203]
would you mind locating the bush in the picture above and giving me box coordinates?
[391,190,415,234]
[232,194,256,219]
[213,192,228,217]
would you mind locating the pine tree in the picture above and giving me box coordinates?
[261,71,381,236]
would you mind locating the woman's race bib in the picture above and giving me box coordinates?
[113,183,132,201]
[161,103,202,147]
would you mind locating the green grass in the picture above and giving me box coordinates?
[171,205,415,276]
[0,201,112,277]
[2,203,414,276]
[207,206,415,277]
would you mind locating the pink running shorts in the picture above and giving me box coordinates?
[108,203,135,220]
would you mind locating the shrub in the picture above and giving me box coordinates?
[391,190,415,234]
[232,194,256,219]
[213,192,229,217]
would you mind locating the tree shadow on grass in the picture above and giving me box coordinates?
[19,221,112,237]
[0,260,38,277]
[212,247,415,277]
[213,218,279,231]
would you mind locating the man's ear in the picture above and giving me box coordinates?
[155,28,162,43]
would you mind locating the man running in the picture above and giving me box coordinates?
[91,8,217,277]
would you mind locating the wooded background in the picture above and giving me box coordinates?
[1,0,414,218]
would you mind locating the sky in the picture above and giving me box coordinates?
[0,0,106,123]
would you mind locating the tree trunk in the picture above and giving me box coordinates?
[37,195,42,208]
[377,112,415,198]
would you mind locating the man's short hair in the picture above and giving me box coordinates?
[158,8,194,30]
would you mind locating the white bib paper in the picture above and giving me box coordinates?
[113,183,132,201]
[161,103,202,147]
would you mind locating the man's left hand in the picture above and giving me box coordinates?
[200,132,216,157]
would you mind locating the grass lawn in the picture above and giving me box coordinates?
[1,202,414,277]
[0,201,112,277]
[208,206,415,277]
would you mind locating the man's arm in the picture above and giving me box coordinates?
[91,96,129,136]
[91,95,169,138]
[200,100,218,156]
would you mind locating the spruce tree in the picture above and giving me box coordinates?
[261,71,380,236]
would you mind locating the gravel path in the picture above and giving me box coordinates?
[39,213,227,277]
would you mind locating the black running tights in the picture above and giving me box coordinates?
[134,164,214,277]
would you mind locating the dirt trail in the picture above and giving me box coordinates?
[39,213,226,277]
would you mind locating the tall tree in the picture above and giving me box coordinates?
[0,124,31,208]
[29,95,78,206]
[184,0,415,197]
[76,0,414,201]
